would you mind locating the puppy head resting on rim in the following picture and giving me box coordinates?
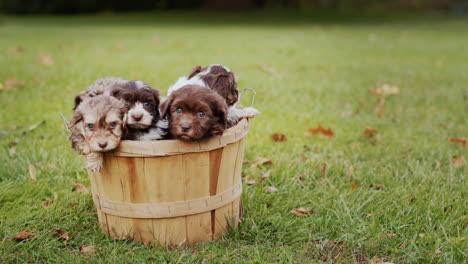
[160,85,227,141]
[110,81,160,130]
[168,64,239,106]
[69,95,127,154]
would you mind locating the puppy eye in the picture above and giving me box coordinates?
[87,124,94,129]
[176,108,182,114]
[143,101,150,107]
[198,111,205,117]
[109,122,117,128]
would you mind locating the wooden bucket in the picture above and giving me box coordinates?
[87,119,249,246]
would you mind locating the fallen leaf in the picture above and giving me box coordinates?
[9,147,16,157]
[434,249,442,255]
[308,124,334,137]
[28,120,45,131]
[371,84,400,96]
[42,200,53,208]
[79,245,96,256]
[259,64,277,74]
[10,231,35,241]
[12,45,25,53]
[264,186,278,193]
[53,229,69,241]
[369,184,384,189]
[38,53,54,66]
[363,128,378,138]
[293,173,305,182]
[320,163,327,175]
[372,258,394,264]
[375,97,385,117]
[451,156,465,167]
[351,181,358,190]
[71,181,89,193]
[259,169,272,182]
[347,165,354,178]
[364,213,372,217]
[355,254,369,264]
[398,239,407,249]
[290,207,313,216]
[319,178,329,185]
[253,157,273,166]
[29,164,37,182]
[271,133,287,142]
[449,138,466,148]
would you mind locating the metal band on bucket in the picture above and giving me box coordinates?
[92,183,242,219]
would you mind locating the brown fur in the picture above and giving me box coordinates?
[160,85,227,141]
[69,95,127,156]
[188,65,239,106]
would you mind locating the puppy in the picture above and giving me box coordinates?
[168,64,259,126]
[68,95,127,172]
[160,85,227,141]
[75,77,166,140]
[111,81,167,140]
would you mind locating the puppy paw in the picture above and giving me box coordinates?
[241,107,260,118]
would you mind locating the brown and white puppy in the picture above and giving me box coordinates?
[167,64,259,126]
[68,95,127,172]
[160,85,227,141]
[110,82,167,140]
[75,77,166,140]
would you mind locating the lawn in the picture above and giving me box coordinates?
[0,10,467,263]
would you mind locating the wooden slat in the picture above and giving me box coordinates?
[144,155,187,246]
[183,152,212,244]
[213,141,239,239]
[231,137,246,228]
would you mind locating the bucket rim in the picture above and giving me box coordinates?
[108,118,250,157]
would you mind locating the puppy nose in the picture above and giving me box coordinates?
[98,142,108,149]
[132,114,143,122]
[181,124,191,132]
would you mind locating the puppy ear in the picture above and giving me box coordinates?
[110,87,123,99]
[151,89,161,120]
[73,95,83,110]
[159,97,173,119]
[70,109,84,126]
[210,72,238,105]
[188,65,202,79]
[213,97,228,133]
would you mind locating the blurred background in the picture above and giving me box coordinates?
[1,0,467,14]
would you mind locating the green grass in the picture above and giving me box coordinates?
[0,10,467,263]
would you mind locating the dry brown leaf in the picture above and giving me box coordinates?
[294,173,305,182]
[434,249,442,255]
[371,84,400,96]
[42,200,53,208]
[319,178,329,185]
[290,207,313,216]
[449,138,467,148]
[53,229,70,241]
[28,120,45,131]
[259,64,277,74]
[259,169,272,183]
[398,239,407,249]
[351,181,359,190]
[264,186,278,193]
[79,245,96,256]
[71,181,89,193]
[308,124,334,137]
[363,128,378,138]
[10,231,36,241]
[369,184,384,189]
[347,165,354,178]
[9,147,16,157]
[253,157,273,166]
[375,97,385,117]
[29,164,37,182]
[451,156,465,167]
[271,133,287,142]
[12,45,25,53]
[364,212,372,217]
[372,258,394,264]
[38,53,54,66]
[320,163,327,175]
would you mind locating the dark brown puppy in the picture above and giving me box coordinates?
[160,85,227,141]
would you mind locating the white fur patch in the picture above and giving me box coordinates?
[167,76,208,96]
[127,102,153,127]
[134,119,168,140]
[227,105,260,124]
